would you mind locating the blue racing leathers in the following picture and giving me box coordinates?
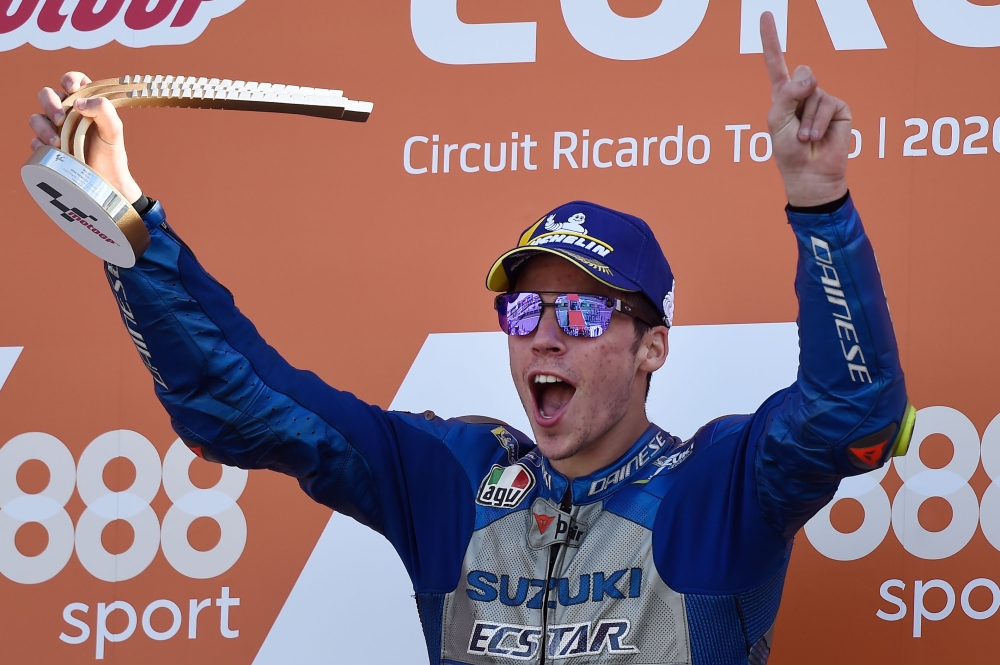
[104,196,908,665]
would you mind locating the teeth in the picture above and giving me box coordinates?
[533,375,564,384]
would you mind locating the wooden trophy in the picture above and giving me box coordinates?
[22,75,373,267]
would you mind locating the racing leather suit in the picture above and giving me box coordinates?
[104,195,908,664]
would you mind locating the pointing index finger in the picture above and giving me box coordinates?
[760,12,788,88]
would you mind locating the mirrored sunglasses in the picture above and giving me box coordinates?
[495,292,648,339]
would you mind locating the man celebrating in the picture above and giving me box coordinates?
[29,14,911,665]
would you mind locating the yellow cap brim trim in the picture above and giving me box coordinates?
[891,402,917,457]
[485,246,639,293]
[517,218,546,247]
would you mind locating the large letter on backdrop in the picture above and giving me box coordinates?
[410,0,536,64]
[914,0,1000,47]
[0,347,21,392]
[559,0,709,60]
[740,0,886,53]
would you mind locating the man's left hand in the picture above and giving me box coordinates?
[761,11,850,208]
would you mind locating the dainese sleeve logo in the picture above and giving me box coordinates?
[476,464,535,509]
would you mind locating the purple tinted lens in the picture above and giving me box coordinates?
[555,294,614,338]
[498,292,543,336]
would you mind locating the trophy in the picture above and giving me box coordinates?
[21,75,373,268]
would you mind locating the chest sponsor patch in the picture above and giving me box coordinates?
[477,463,535,509]
[526,498,587,549]
[468,619,638,660]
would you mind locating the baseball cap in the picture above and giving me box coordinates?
[486,201,676,327]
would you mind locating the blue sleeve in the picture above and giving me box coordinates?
[102,202,503,592]
[649,197,909,594]
[753,196,909,537]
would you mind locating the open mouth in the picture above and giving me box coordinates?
[529,373,577,426]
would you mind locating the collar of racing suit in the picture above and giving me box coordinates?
[528,424,689,506]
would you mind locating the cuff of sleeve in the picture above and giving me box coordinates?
[785,191,850,216]
[137,199,167,234]
[785,191,864,246]
[131,193,154,216]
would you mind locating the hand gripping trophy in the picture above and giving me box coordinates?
[21,75,372,267]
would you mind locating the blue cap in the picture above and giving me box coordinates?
[486,201,675,327]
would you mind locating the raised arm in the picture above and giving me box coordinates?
[27,74,529,590]
[750,14,912,536]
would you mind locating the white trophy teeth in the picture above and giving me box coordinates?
[68,74,369,121]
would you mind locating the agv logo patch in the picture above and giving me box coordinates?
[476,464,535,509]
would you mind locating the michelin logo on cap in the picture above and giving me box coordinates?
[544,212,587,234]
[526,211,614,258]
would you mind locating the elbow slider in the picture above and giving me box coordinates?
[890,402,917,458]
[844,401,917,471]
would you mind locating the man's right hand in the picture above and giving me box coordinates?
[760,13,850,208]
[29,71,143,203]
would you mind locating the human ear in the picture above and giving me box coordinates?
[637,327,668,374]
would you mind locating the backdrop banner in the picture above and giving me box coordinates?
[2,1,999,663]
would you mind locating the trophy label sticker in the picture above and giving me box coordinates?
[40,149,113,202]
[37,151,131,222]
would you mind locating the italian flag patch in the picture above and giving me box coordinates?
[476,463,536,509]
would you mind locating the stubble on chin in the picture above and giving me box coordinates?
[536,382,633,463]
[536,430,591,462]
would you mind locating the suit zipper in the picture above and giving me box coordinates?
[539,541,561,664]
[539,493,573,664]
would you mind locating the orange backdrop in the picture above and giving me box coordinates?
[2,1,1000,662]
